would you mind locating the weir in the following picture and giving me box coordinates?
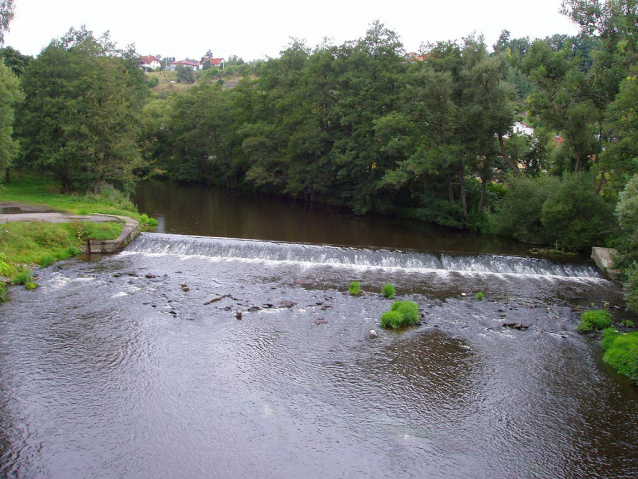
[126,233,602,279]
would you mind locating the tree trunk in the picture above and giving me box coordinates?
[459,164,469,223]
[497,133,521,179]
[447,172,454,203]
[478,176,487,216]
[596,170,606,194]
[574,151,581,175]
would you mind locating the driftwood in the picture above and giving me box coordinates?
[204,294,227,305]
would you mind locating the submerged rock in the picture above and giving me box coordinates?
[502,322,529,330]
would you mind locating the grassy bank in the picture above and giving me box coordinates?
[1,174,144,220]
[0,175,148,300]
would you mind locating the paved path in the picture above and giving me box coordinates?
[0,202,140,253]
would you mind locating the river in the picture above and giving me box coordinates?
[0,181,636,478]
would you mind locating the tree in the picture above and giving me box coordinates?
[0,46,32,76]
[0,0,14,45]
[18,27,147,192]
[176,64,195,83]
[0,59,22,178]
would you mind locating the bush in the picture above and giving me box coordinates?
[0,283,7,302]
[349,281,361,296]
[621,319,634,328]
[601,328,638,384]
[380,300,420,329]
[540,173,614,252]
[13,269,32,285]
[492,175,559,244]
[148,218,159,227]
[578,309,613,332]
[475,291,484,301]
[380,310,403,329]
[25,282,38,290]
[381,283,396,299]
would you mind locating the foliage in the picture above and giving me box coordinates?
[492,175,559,243]
[0,59,23,177]
[380,311,404,329]
[601,328,638,384]
[17,26,147,192]
[577,309,613,332]
[381,283,396,299]
[176,64,195,83]
[380,300,420,329]
[0,0,14,45]
[0,46,33,76]
[12,269,32,285]
[621,319,634,328]
[475,291,484,301]
[348,281,361,296]
[25,282,37,290]
[0,281,7,301]
[540,173,614,252]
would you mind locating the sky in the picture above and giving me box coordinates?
[4,0,579,61]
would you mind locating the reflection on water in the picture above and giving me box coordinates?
[0,243,636,478]
[134,180,573,258]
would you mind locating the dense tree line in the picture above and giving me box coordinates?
[2,1,638,310]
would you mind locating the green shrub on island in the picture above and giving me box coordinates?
[381,283,396,299]
[148,218,159,227]
[601,328,638,384]
[13,270,33,285]
[25,282,38,290]
[622,319,635,328]
[380,310,403,329]
[349,281,361,296]
[380,301,420,329]
[476,291,484,301]
[577,309,613,332]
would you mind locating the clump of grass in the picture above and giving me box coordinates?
[148,218,159,227]
[381,283,396,299]
[380,310,403,329]
[12,269,32,285]
[380,300,420,329]
[601,328,638,384]
[577,309,613,332]
[349,281,361,296]
[25,282,38,290]
[475,291,484,301]
[621,319,635,328]
[0,283,7,302]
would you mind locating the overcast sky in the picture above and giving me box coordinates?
[5,0,578,61]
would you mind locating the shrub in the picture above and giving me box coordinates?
[148,218,159,227]
[601,328,638,384]
[540,173,614,252]
[475,291,484,301]
[140,214,149,224]
[622,319,635,328]
[25,282,38,290]
[13,269,32,285]
[577,309,613,332]
[0,283,7,302]
[349,281,361,296]
[379,300,420,329]
[381,283,396,299]
[380,310,403,329]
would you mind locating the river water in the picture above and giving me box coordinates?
[0,181,637,478]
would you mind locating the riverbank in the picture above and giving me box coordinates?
[0,175,154,300]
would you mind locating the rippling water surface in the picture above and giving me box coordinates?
[1,183,637,478]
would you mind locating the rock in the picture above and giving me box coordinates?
[280,300,295,308]
[502,322,528,330]
[112,272,122,278]
[248,306,260,312]
[169,310,177,316]
[369,330,378,338]
[315,318,327,325]
[461,293,467,297]
[263,303,274,308]
[499,314,507,318]
[294,278,306,285]
[145,273,157,279]
[320,305,332,311]
[235,311,243,320]
[142,301,151,305]
[182,287,190,292]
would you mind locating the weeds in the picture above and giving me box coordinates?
[476,291,484,301]
[577,309,613,332]
[349,281,361,296]
[381,284,396,299]
[380,301,420,329]
[601,328,638,384]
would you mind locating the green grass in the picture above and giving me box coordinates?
[349,281,361,296]
[0,174,145,221]
[0,221,122,278]
[577,309,613,332]
[12,269,32,285]
[475,291,484,301]
[380,300,420,329]
[622,319,635,328]
[381,283,396,299]
[601,328,638,384]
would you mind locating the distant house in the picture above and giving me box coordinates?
[140,55,161,71]
[512,121,535,136]
[200,57,225,69]
[167,59,200,71]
